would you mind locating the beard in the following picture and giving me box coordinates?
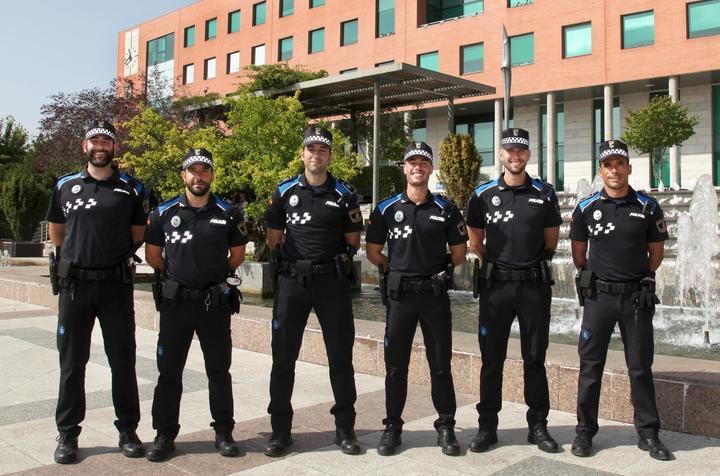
[86,148,114,168]
[186,181,210,197]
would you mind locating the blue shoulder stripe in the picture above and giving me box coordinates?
[635,192,658,213]
[578,192,601,212]
[474,179,498,197]
[120,172,145,196]
[335,180,351,196]
[56,172,81,190]
[377,193,403,215]
[215,197,232,212]
[530,177,544,192]
[278,176,301,197]
[531,177,556,200]
[158,196,181,216]
[433,194,449,209]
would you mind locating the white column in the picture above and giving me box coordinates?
[546,92,556,186]
[403,112,412,138]
[494,99,503,177]
[603,84,613,140]
[669,76,680,188]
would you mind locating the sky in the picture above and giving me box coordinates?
[0,0,195,138]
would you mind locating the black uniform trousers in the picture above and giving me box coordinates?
[576,291,659,439]
[56,279,140,435]
[268,273,357,433]
[477,280,551,430]
[152,298,234,437]
[384,291,456,429]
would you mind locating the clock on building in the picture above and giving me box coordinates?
[123,28,139,77]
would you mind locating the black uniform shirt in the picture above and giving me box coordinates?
[366,191,467,276]
[263,173,363,262]
[46,166,148,269]
[569,187,668,282]
[145,193,249,288]
[466,173,562,269]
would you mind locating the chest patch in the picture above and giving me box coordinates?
[209,218,227,225]
[593,210,602,221]
[113,188,130,196]
[629,212,645,219]
[63,198,98,215]
[289,195,300,207]
[528,197,544,205]
[394,211,404,223]
[287,212,312,224]
[71,184,82,194]
[171,216,181,228]
[491,196,501,207]
[588,222,615,236]
[165,230,193,244]
[325,200,340,208]
[485,210,514,224]
[429,215,445,222]
[389,225,413,240]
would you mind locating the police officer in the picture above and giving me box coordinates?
[144,148,248,461]
[46,120,147,464]
[466,128,562,453]
[570,140,671,460]
[366,142,467,456]
[263,126,364,456]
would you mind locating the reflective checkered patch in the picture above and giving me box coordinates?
[588,222,615,236]
[485,210,514,224]
[165,230,193,244]
[287,212,312,224]
[388,226,413,240]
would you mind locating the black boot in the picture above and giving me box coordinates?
[527,425,559,453]
[335,427,361,455]
[377,425,402,456]
[638,436,673,461]
[53,433,79,464]
[215,432,241,457]
[437,427,460,456]
[468,429,497,453]
[571,431,593,457]
[264,431,292,457]
[146,434,175,462]
[118,430,145,458]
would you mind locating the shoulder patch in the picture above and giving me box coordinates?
[56,172,82,190]
[636,191,658,214]
[158,196,181,216]
[578,192,601,212]
[119,172,145,196]
[277,175,302,197]
[433,194,455,210]
[215,197,233,212]
[473,179,499,197]
[377,193,403,215]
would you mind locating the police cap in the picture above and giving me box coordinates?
[500,128,530,150]
[403,141,433,162]
[303,126,333,148]
[85,120,117,142]
[598,139,629,162]
[182,148,214,170]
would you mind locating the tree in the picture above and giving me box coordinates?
[241,64,328,93]
[0,165,51,240]
[438,134,481,207]
[335,111,409,165]
[0,116,30,168]
[621,95,699,188]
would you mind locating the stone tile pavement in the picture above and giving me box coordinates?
[1,297,719,475]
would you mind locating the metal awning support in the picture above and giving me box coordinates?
[257,63,495,207]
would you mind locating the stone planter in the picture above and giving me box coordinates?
[239,260,362,297]
[0,241,44,258]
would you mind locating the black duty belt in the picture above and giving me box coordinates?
[399,278,434,293]
[594,280,641,294]
[70,264,124,281]
[493,268,539,281]
[179,287,213,300]
[280,260,336,275]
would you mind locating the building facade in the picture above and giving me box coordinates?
[118,0,720,191]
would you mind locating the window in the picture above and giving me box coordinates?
[622,10,654,48]
[281,0,294,17]
[563,22,592,58]
[278,36,293,61]
[427,0,483,23]
[417,51,439,71]
[228,10,241,33]
[309,28,325,53]
[253,2,266,26]
[508,0,533,6]
[205,18,217,40]
[182,64,194,84]
[204,57,216,79]
[184,26,195,47]
[341,19,359,46]
[376,60,395,66]
[377,0,395,37]
[510,32,534,66]
[227,51,240,74]
[252,44,266,65]
[310,0,325,7]
[340,68,358,74]
[688,0,720,39]
[147,33,174,66]
[461,43,483,74]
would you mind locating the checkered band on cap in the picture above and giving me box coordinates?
[404,148,433,161]
[500,136,530,147]
[303,134,332,147]
[599,148,629,161]
[85,127,117,142]
[182,155,213,169]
